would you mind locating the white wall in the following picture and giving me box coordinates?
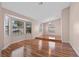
[32,21,42,38]
[62,7,70,42]
[69,3,79,56]
[53,19,62,36]
[43,19,61,36]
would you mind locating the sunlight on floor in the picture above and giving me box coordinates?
[49,36,55,40]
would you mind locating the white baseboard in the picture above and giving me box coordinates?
[73,47,79,56]
[70,42,79,56]
[63,40,79,56]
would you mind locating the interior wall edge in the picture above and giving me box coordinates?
[69,41,79,56]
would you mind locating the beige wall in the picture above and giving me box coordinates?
[62,7,70,42]
[69,3,79,56]
[0,6,4,56]
[0,7,4,50]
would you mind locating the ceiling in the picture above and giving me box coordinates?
[2,2,70,23]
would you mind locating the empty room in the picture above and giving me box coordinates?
[0,1,79,57]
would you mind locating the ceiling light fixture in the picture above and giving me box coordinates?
[38,2,43,5]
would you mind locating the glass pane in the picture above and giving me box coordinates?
[12,18,24,36]
[26,22,32,34]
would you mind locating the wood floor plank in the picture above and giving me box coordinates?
[1,36,78,57]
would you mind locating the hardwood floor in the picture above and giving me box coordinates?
[1,35,78,57]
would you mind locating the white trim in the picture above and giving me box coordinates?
[5,14,32,22]
[70,42,79,56]
[73,47,79,56]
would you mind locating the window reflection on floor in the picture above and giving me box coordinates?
[11,47,24,57]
